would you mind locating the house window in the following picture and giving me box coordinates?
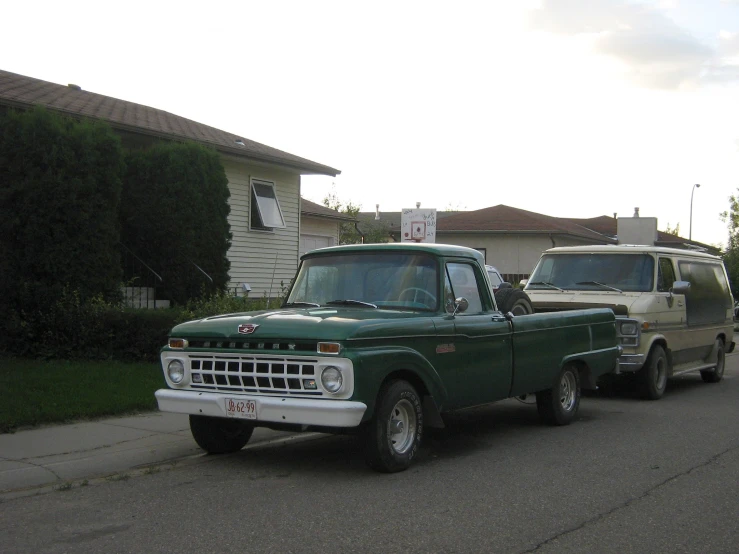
[250,179,286,231]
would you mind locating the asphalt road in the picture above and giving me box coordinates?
[2,357,738,554]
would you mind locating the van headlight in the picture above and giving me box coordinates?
[619,322,638,335]
[167,360,185,384]
[321,366,343,393]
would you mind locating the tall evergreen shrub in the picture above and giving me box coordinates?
[0,106,124,315]
[121,142,231,305]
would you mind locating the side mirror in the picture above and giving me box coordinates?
[453,297,469,316]
[671,281,690,295]
[519,279,528,289]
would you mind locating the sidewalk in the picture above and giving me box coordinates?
[0,412,302,499]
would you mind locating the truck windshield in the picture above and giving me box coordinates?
[286,252,440,310]
[528,253,655,292]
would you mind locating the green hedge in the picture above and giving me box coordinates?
[0,290,281,362]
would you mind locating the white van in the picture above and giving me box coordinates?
[524,245,735,399]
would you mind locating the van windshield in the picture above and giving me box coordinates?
[528,253,654,292]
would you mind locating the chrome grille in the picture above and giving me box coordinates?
[188,354,323,396]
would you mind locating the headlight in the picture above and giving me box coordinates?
[620,322,638,335]
[321,366,343,393]
[167,360,185,384]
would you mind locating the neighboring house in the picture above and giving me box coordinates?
[0,69,340,298]
[299,198,355,257]
[358,204,716,282]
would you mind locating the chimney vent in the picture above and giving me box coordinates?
[67,84,81,91]
[634,207,640,217]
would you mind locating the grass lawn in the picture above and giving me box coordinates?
[0,357,166,433]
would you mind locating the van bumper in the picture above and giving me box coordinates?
[615,354,645,373]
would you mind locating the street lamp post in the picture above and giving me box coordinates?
[689,184,701,240]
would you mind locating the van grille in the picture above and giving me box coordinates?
[187,354,323,396]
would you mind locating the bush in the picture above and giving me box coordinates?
[0,106,124,318]
[121,142,232,305]
[0,287,290,362]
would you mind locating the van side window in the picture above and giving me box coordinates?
[677,261,732,326]
[657,258,676,292]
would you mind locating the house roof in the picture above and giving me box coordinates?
[357,204,716,252]
[0,69,340,177]
[437,205,612,242]
[567,215,716,252]
[301,198,356,221]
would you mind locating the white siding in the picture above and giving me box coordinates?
[435,233,601,277]
[222,156,301,297]
[300,216,339,257]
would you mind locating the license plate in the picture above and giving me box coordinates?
[224,398,257,419]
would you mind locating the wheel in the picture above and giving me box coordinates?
[398,287,437,307]
[363,380,423,473]
[536,365,581,425]
[495,288,534,315]
[189,415,254,454]
[639,345,668,400]
[700,339,725,383]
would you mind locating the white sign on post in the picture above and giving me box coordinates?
[401,208,437,243]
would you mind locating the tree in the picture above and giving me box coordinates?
[720,193,739,298]
[0,106,124,313]
[662,222,680,236]
[322,187,391,244]
[121,142,231,304]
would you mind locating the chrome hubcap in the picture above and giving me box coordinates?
[388,399,416,454]
[559,371,577,412]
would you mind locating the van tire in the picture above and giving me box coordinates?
[495,288,534,316]
[536,365,581,425]
[640,345,668,400]
[700,339,725,383]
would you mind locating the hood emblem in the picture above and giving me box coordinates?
[238,324,259,335]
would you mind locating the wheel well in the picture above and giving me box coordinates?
[377,370,445,428]
[648,338,670,368]
[380,369,430,398]
[569,360,594,390]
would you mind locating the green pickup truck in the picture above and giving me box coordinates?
[156,243,620,472]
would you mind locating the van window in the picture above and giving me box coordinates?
[657,258,676,292]
[527,253,654,292]
[677,261,732,326]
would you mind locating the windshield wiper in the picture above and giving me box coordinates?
[326,299,378,308]
[283,301,321,308]
[527,281,565,291]
[576,281,623,293]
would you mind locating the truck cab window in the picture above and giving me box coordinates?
[446,263,483,314]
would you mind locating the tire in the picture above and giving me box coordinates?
[495,288,534,316]
[189,414,254,454]
[536,365,581,425]
[639,345,668,400]
[700,339,725,383]
[363,380,423,473]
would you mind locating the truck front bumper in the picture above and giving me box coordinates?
[155,389,367,428]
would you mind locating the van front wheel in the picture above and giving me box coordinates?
[701,339,725,383]
[640,345,668,400]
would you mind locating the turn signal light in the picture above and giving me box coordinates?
[317,342,341,355]
[169,338,189,349]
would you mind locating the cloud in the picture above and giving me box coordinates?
[528,0,739,89]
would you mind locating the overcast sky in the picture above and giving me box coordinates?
[4,0,739,248]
